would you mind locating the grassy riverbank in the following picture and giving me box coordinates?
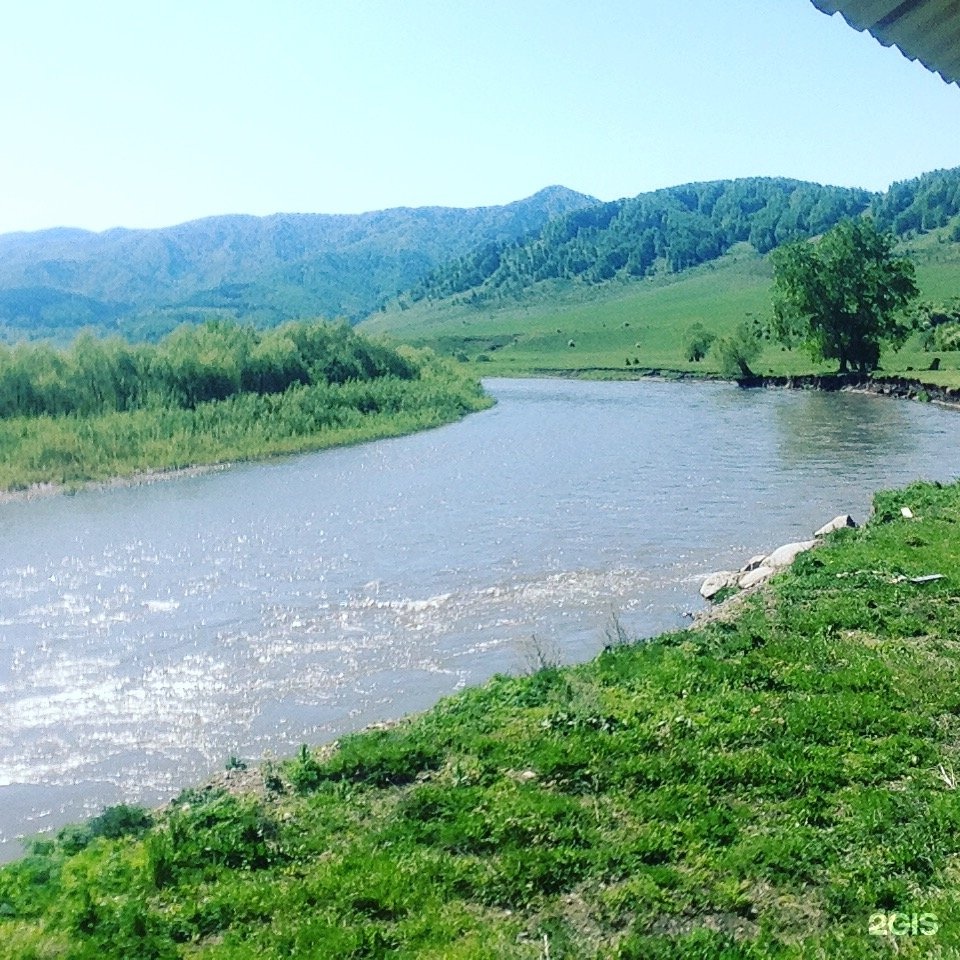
[0,323,492,493]
[362,237,960,387]
[3,479,960,957]
[0,366,491,493]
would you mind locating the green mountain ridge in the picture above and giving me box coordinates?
[395,168,960,322]
[358,168,960,386]
[0,186,599,338]
[404,177,870,308]
[2,168,959,345]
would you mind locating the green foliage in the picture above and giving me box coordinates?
[53,805,153,856]
[871,166,960,235]
[713,321,762,378]
[915,297,960,352]
[283,745,318,793]
[770,218,919,373]
[683,322,717,362]
[147,792,283,886]
[87,804,153,842]
[286,727,446,793]
[411,178,872,307]
[870,479,949,524]
[932,323,960,351]
[0,318,418,419]
[0,322,491,491]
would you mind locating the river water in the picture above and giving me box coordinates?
[1,377,959,857]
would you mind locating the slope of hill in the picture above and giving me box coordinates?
[364,243,783,373]
[362,231,960,385]
[362,169,960,384]
[403,177,875,309]
[871,166,960,236]
[4,167,960,349]
[0,186,599,338]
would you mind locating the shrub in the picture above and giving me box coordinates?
[88,804,153,841]
[712,322,761,378]
[321,728,445,788]
[683,323,716,362]
[145,793,282,888]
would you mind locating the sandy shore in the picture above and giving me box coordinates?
[0,463,228,506]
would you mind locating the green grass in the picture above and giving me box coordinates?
[4,479,960,956]
[0,354,491,493]
[361,236,960,386]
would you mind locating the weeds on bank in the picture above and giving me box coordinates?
[2,481,960,956]
[0,350,491,492]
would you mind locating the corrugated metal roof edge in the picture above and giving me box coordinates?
[810,0,959,86]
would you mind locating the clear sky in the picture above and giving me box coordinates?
[2,0,958,235]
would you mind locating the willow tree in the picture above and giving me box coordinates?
[770,218,918,374]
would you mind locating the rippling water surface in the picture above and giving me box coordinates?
[1,377,959,856]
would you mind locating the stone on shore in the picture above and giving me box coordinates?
[738,565,776,590]
[814,515,857,537]
[700,570,740,601]
[702,536,823,603]
[763,540,817,569]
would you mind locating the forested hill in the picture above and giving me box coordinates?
[407,178,872,306]
[0,186,597,339]
[406,168,960,310]
[4,168,960,343]
[871,166,960,235]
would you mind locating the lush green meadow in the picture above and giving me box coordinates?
[2,479,960,957]
[362,236,960,387]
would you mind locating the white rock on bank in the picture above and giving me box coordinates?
[762,540,817,569]
[738,565,776,590]
[814,515,857,537]
[702,536,823,602]
[700,570,740,600]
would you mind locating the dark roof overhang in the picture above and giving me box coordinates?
[811,0,960,84]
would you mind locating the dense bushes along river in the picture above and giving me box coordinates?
[0,319,491,491]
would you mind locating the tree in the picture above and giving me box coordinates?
[683,323,716,362]
[713,322,761,378]
[770,218,918,374]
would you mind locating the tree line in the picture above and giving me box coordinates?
[0,319,419,419]
[410,169,960,311]
[410,178,874,305]
[0,321,491,490]
[871,166,960,237]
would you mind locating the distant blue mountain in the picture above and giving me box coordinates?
[0,186,599,337]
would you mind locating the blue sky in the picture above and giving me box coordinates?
[1,0,958,234]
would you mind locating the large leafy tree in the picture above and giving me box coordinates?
[770,218,918,373]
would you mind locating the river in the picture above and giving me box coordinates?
[1,377,959,858]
